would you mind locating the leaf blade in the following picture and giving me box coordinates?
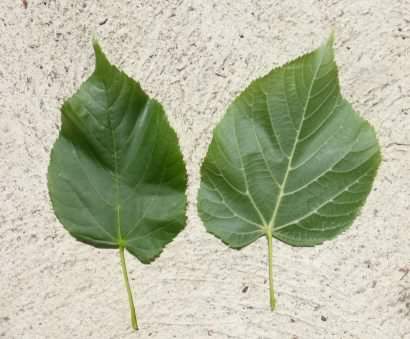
[198,36,381,248]
[48,42,187,263]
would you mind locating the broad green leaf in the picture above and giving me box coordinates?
[48,41,187,330]
[198,35,381,310]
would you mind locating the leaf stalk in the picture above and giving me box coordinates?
[119,246,138,330]
[266,230,276,311]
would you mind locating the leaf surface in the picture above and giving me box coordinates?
[48,42,187,264]
[198,36,380,249]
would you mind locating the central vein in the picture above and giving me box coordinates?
[267,55,324,233]
[107,104,122,243]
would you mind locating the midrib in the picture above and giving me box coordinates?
[268,54,324,233]
[105,88,122,244]
[111,123,121,242]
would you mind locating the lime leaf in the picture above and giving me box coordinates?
[48,41,187,329]
[198,35,381,310]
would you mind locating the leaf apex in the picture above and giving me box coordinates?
[92,37,101,54]
[326,30,336,47]
[92,38,111,72]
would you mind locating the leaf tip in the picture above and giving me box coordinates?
[326,30,336,47]
[315,31,336,67]
[91,38,111,72]
[91,35,100,52]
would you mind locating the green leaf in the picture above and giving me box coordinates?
[48,41,187,330]
[198,35,381,310]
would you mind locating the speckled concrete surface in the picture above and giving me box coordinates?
[1,0,409,338]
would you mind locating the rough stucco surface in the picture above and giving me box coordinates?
[1,0,409,338]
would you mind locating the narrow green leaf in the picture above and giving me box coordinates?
[48,41,187,329]
[198,35,381,309]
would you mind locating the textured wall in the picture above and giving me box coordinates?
[1,0,409,338]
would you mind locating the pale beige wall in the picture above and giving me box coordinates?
[1,0,409,338]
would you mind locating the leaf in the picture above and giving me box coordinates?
[47,41,187,330]
[197,35,381,310]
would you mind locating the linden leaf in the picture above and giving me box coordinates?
[198,35,381,309]
[48,41,187,329]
